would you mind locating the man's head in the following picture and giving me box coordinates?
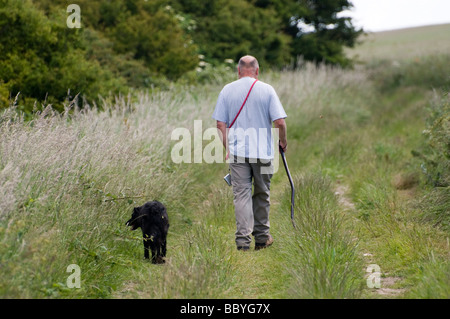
[238,55,259,79]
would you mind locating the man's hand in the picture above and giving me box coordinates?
[279,140,287,153]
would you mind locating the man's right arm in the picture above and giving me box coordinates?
[216,121,227,150]
[273,118,287,152]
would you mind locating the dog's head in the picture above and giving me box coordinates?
[126,207,143,231]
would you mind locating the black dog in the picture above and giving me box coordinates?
[126,201,169,264]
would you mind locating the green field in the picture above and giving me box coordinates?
[347,23,450,61]
[0,24,449,299]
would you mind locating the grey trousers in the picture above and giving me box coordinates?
[229,157,273,247]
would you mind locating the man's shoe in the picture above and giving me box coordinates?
[237,246,250,251]
[255,235,274,250]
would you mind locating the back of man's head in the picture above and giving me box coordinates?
[238,55,259,77]
[239,55,259,69]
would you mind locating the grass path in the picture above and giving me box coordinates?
[110,167,297,299]
[224,179,294,299]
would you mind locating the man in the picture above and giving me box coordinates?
[212,55,287,251]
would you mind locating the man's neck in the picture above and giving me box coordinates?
[239,74,258,80]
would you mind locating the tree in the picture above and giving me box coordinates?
[0,0,199,111]
[171,0,362,67]
[34,0,199,80]
[111,5,199,80]
[0,0,123,111]
[170,0,292,67]
[273,0,363,66]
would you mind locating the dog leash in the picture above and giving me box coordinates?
[225,79,258,161]
[229,79,258,129]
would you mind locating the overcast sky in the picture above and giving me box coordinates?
[342,0,450,32]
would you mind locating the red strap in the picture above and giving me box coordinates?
[228,79,258,128]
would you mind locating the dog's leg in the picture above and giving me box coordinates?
[154,239,166,264]
[149,240,157,264]
[154,242,161,264]
[161,235,167,258]
[143,238,150,259]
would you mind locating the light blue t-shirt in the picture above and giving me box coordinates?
[212,77,287,160]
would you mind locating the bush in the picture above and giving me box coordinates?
[416,93,450,187]
[0,0,199,113]
[0,82,10,107]
[412,93,450,230]
[0,0,129,112]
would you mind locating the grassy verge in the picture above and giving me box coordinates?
[278,173,364,298]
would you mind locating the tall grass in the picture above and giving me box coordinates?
[0,88,219,297]
[279,173,364,298]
